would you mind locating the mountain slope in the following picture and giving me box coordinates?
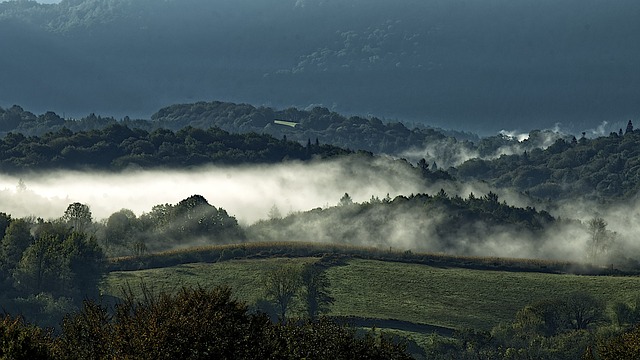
[1,0,639,132]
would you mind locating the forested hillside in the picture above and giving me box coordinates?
[0,102,472,154]
[0,102,567,168]
[455,128,640,200]
[249,191,557,256]
[0,120,349,171]
[6,102,640,203]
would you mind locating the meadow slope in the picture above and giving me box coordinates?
[103,257,640,331]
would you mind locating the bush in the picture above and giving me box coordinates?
[0,315,53,359]
[53,285,412,359]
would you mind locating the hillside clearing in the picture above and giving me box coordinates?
[102,257,640,331]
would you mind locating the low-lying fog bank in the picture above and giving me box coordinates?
[0,157,431,224]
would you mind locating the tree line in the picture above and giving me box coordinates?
[423,291,640,359]
[8,102,640,203]
[249,190,555,252]
[455,127,640,200]
[0,118,350,171]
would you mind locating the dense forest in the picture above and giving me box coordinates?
[0,102,481,158]
[455,125,640,200]
[0,102,568,163]
[4,102,640,202]
[0,116,350,171]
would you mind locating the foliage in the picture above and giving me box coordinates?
[263,264,303,321]
[455,131,640,200]
[260,262,335,322]
[586,217,616,264]
[610,297,640,327]
[301,264,335,319]
[149,101,470,160]
[420,294,604,359]
[0,121,350,172]
[513,292,604,336]
[0,315,53,360]
[248,190,555,253]
[0,206,105,329]
[99,195,245,256]
[61,202,92,233]
[55,286,268,360]
[593,324,640,360]
[52,285,411,359]
[1,218,33,273]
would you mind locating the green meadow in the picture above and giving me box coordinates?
[103,257,640,331]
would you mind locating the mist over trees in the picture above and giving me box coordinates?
[455,129,640,200]
[249,190,562,258]
[100,195,245,255]
[2,1,640,357]
[0,209,105,329]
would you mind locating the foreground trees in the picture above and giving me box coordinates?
[0,286,412,359]
[592,324,640,360]
[422,292,610,359]
[0,205,105,329]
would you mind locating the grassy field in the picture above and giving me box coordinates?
[102,257,640,332]
[103,257,316,305]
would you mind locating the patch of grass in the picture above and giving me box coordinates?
[103,257,316,304]
[326,259,640,330]
[102,257,640,332]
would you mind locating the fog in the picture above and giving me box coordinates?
[0,157,428,224]
[1,153,639,264]
[400,127,568,169]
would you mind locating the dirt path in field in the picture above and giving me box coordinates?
[331,316,455,337]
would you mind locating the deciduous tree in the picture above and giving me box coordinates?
[587,217,615,263]
[62,203,92,233]
[264,264,302,321]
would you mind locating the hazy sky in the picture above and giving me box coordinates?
[1,0,638,134]
[0,0,62,3]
